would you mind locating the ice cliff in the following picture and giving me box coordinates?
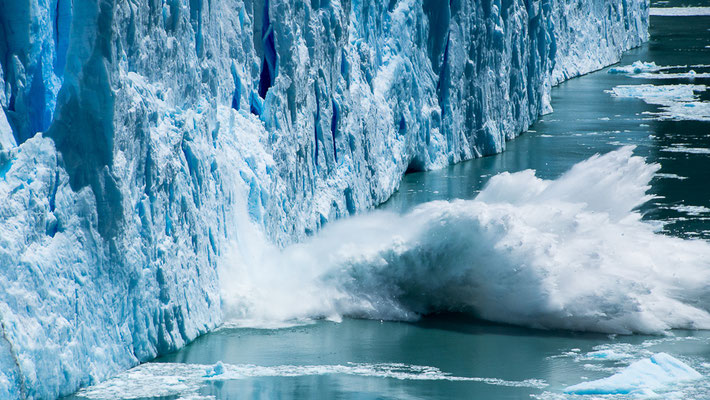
[0,0,647,398]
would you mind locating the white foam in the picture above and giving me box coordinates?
[650,7,710,16]
[219,147,710,334]
[75,362,547,399]
[565,353,703,395]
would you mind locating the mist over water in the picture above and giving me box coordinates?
[220,147,710,334]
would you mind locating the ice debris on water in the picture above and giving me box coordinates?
[608,84,710,121]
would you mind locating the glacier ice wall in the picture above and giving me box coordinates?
[0,0,647,398]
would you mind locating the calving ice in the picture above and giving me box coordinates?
[221,147,710,333]
[0,0,684,398]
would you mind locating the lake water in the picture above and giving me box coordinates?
[67,8,710,400]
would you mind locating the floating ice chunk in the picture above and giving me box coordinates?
[204,362,225,377]
[609,61,662,74]
[655,101,710,122]
[608,61,710,79]
[565,353,703,395]
[555,342,655,365]
[632,71,710,80]
[649,7,710,16]
[608,84,710,121]
[608,84,706,102]
[661,145,710,155]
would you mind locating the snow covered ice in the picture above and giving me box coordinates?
[0,0,649,398]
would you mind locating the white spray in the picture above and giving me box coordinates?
[219,146,710,334]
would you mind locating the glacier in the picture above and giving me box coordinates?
[0,0,648,398]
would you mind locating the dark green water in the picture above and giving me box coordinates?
[68,11,710,400]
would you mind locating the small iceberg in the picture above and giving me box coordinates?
[565,353,702,395]
[609,61,662,74]
[204,362,225,377]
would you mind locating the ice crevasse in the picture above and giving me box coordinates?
[0,0,648,398]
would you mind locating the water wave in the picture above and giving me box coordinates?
[220,147,710,334]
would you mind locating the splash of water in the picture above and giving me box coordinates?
[219,147,710,334]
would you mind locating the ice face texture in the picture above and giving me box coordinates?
[0,0,647,398]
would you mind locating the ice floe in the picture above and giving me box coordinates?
[661,145,710,155]
[607,84,710,121]
[650,7,710,16]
